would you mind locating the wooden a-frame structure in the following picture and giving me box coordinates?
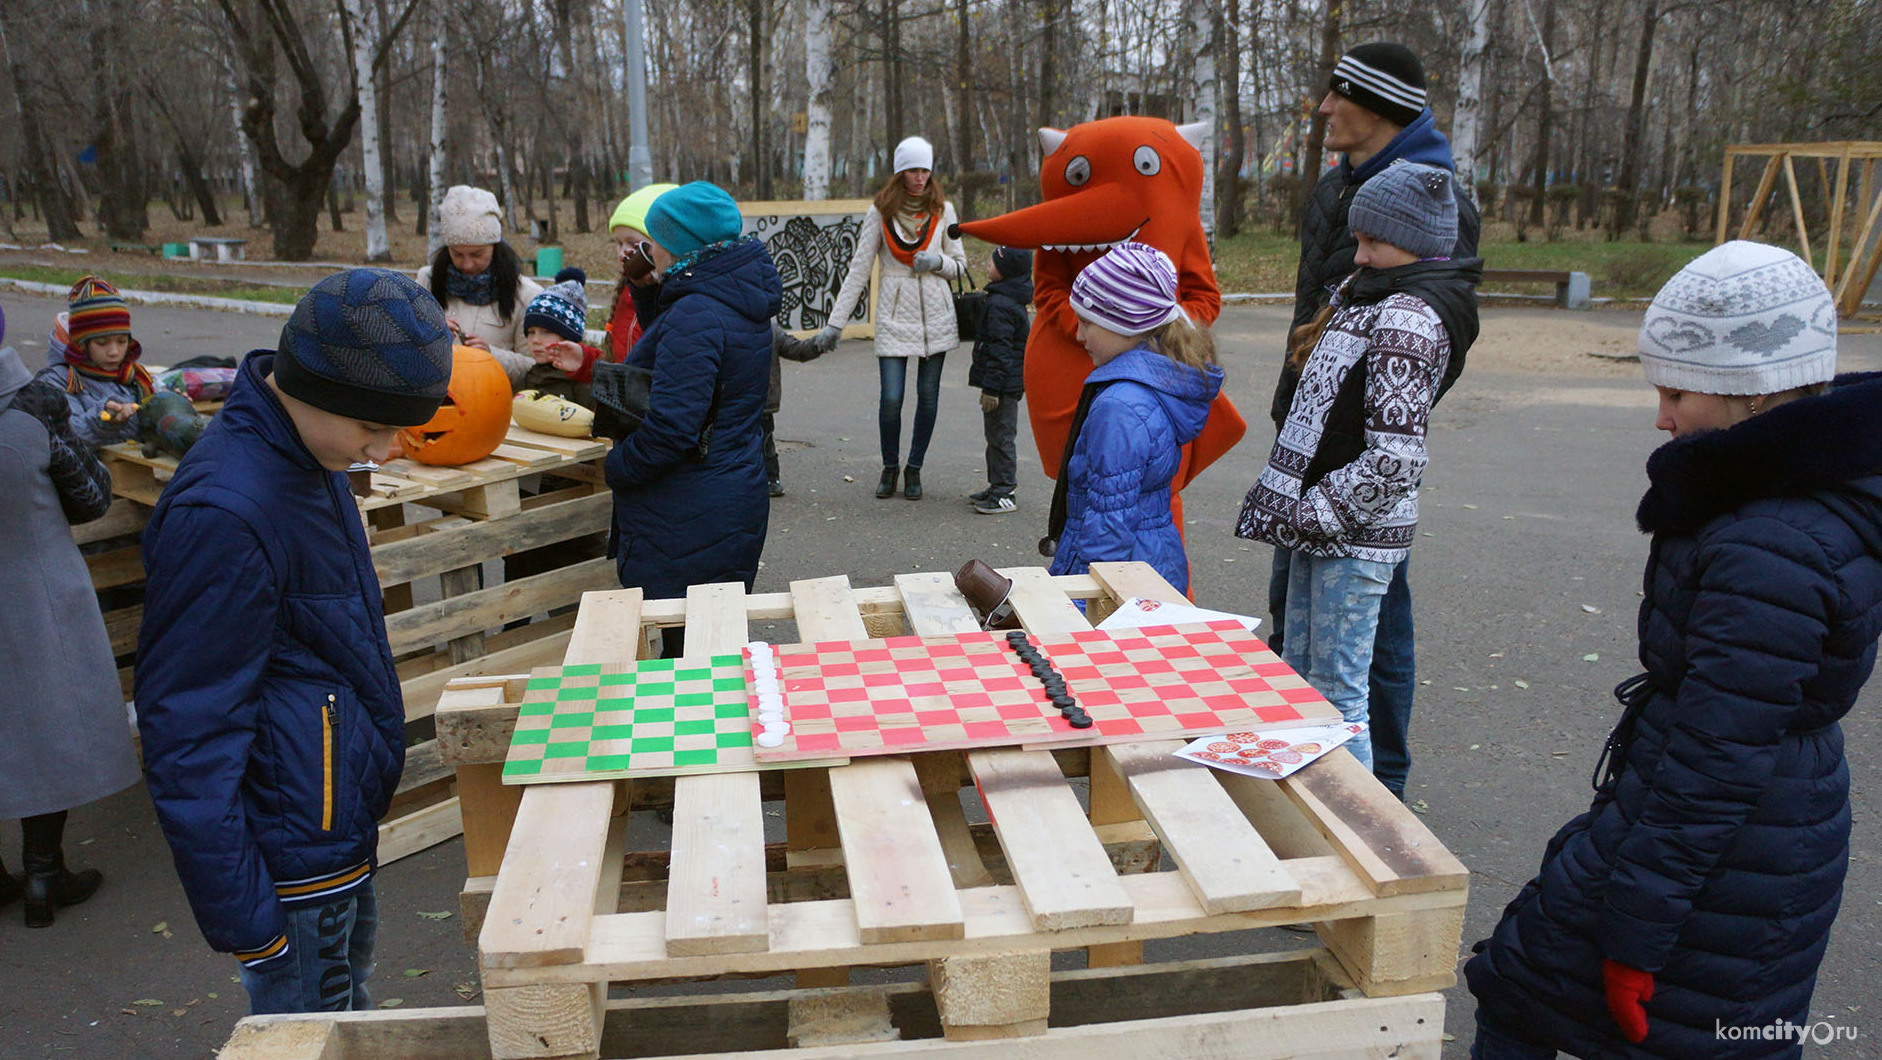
[1717,142,1882,323]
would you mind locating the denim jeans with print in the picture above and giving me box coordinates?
[1281,553,1396,771]
[239,879,378,1015]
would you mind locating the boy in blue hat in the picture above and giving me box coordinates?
[136,268,454,1014]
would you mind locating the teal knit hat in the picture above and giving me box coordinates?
[645,182,744,261]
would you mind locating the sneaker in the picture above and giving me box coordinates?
[973,495,1017,515]
[768,479,785,498]
[968,487,995,504]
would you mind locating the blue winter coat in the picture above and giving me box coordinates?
[1466,373,1882,1059]
[606,238,781,600]
[1047,346,1224,595]
[137,352,404,969]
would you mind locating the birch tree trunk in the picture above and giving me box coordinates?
[1453,0,1491,204]
[1185,0,1216,238]
[223,58,263,227]
[427,12,449,256]
[802,0,834,201]
[342,0,390,261]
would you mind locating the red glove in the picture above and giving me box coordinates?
[1602,959,1653,1043]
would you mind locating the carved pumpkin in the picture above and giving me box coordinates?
[397,344,511,465]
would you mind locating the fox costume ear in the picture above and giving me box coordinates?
[1038,127,1068,157]
[1176,121,1209,152]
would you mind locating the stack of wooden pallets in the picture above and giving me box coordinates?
[217,562,1469,1060]
[81,424,618,864]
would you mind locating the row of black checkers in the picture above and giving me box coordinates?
[1005,630,1093,728]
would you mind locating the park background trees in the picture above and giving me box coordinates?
[0,0,1874,260]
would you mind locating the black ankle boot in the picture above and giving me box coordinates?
[874,465,899,499]
[902,466,923,500]
[21,851,102,928]
[0,858,21,909]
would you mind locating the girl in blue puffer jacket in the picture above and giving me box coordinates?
[1042,242,1223,596]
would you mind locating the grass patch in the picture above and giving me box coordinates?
[0,264,305,305]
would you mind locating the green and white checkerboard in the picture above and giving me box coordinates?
[502,655,758,783]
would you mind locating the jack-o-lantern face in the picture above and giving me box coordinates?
[397,344,512,465]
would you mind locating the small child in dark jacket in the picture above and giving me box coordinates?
[762,323,823,496]
[967,246,1032,514]
[137,269,454,1015]
[521,267,609,407]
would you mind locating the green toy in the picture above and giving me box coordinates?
[137,390,210,459]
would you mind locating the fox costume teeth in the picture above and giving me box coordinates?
[956,116,1245,508]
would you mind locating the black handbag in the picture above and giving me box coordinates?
[590,360,720,463]
[953,266,986,343]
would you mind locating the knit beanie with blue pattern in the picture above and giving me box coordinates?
[1348,160,1457,259]
[276,268,455,427]
[524,268,589,343]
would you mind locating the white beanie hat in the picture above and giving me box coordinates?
[438,185,504,246]
[892,136,934,175]
[1637,240,1836,396]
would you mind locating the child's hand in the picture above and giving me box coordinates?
[979,391,1000,413]
[102,400,136,423]
[544,341,586,373]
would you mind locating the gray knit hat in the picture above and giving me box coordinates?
[1637,241,1836,396]
[276,268,454,427]
[1349,161,1457,260]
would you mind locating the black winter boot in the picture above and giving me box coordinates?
[21,812,102,928]
[874,465,899,499]
[902,466,923,500]
[0,857,21,908]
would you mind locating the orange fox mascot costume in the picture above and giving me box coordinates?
[953,116,1245,504]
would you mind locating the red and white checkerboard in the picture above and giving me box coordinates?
[750,620,1337,762]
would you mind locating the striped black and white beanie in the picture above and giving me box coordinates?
[1637,241,1836,396]
[1330,43,1427,128]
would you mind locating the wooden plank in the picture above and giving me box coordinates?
[998,566,1089,634]
[401,629,574,726]
[1827,147,1852,281]
[1317,906,1467,996]
[928,950,1050,1040]
[483,982,604,1060]
[488,442,565,468]
[372,493,611,584]
[440,566,487,664]
[105,604,142,657]
[790,574,874,640]
[968,749,1132,930]
[84,544,145,590]
[502,425,608,458]
[826,757,966,944]
[71,498,147,546]
[562,588,644,665]
[478,779,615,968]
[893,572,982,634]
[915,753,994,889]
[1277,749,1469,898]
[665,581,768,957]
[377,795,463,865]
[1716,150,1736,244]
[1739,154,1783,241]
[1784,154,1814,268]
[383,557,611,656]
[1102,741,1300,913]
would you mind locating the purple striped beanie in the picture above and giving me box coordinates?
[1070,242,1183,336]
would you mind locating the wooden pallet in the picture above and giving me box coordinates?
[219,950,1443,1059]
[432,563,1469,1060]
[79,424,617,865]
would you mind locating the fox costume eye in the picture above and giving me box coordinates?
[1064,155,1091,186]
[1133,146,1162,175]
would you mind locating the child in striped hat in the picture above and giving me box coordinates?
[37,275,153,450]
[1042,241,1224,596]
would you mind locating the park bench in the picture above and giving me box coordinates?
[1481,267,1591,309]
[108,241,160,255]
[187,236,248,263]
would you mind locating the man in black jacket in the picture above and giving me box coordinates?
[1267,42,1481,799]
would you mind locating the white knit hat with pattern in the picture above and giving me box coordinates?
[1637,241,1836,396]
[438,185,504,246]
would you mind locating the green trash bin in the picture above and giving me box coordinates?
[162,243,190,259]
[535,246,563,278]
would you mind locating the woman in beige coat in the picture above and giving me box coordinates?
[816,137,967,500]
[415,185,543,387]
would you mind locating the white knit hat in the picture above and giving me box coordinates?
[1637,240,1836,396]
[438,185,503,246]
[892,136,934,175]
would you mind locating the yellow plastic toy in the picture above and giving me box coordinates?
[511,389,594,438]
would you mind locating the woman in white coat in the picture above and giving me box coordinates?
[816,137,967,500]
[415,185,543,388]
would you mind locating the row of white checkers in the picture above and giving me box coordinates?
[746,641,789,747]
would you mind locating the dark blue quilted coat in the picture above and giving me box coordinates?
[606,238,781,599]
[1466,373,1882,1059]
[138,353,404,968]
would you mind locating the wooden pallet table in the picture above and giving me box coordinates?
[77,424,618,865]
[421,562,1468,1060]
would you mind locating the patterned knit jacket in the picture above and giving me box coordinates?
[1237,287,1450,563]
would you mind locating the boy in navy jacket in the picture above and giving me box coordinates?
[966,246,1032,514]
[136,269,453,1014]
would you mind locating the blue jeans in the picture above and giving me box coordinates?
[239,879,378,1015]
[1270,548,1416,795]
[1281,553,1396,771]
[1470,1013,1558,1059]
[878,354,945,469]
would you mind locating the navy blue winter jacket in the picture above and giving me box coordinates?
[606,238,781,599]
[1466,373,1882,1058]
[137,353,404,969]
[1047,346,1224,595]
[967,273,1033,397]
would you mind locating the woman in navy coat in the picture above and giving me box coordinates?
[1465,242,1882,1059]
[605,183,780,638]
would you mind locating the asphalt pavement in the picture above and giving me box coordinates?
[1,287,1877,1058]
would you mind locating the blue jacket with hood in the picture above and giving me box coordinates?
[1047,346,1224,595]
[137,352,404,969]
[606,237,781,599]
